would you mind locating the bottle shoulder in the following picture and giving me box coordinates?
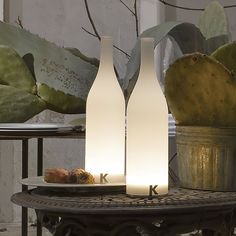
[127,83,168,112]
[87,78,125,105]
[130,80,165,99]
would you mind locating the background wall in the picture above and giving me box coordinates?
[0,0,236,223]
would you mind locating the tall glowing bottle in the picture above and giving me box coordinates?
[126,38,168,196]
[86,36,125,184]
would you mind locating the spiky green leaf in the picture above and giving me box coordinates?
[37,83,86,114]
[66,47,99,68]
[0,85,46,122]
[0,21,98,100]
[0,45,36,93]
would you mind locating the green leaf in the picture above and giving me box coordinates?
[205,35,230,54]
[0,85,46,122]
[123,22,205,96]
[0,45,36,93]
[211,42,236,75]
[66,47,99,68]
[37,83,86,114]
[168,23,205,54]
[164,53,236,126]
[0,21,98,101]
[198,1,230,40]
[0,46,45,122]
[22,53,36,79]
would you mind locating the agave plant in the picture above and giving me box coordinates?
[0,0,230,122]
[0,21,98,122]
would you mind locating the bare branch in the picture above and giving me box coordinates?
[83,0,132,78]
[15,16,24,29]
[84,0,101,40]
[120,0,135,15]
[134,0,139,38]
[224,4,236,9]
[158,0,236,11]
[82,27,98,38]
[113,45,130,58]
[82,27,131,58]
[158,0,204,11]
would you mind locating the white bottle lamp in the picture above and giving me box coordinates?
[126,38,169,196]
[85,36,126,184]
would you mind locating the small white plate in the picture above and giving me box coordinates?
[21,176,125,188]
[0,123,74,131]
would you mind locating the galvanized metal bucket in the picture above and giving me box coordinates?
[176,126,236,191]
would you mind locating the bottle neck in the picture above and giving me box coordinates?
[99,36,114,72]
[139,38,156,79]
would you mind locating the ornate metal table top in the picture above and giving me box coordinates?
[11,187,236,214]
[12,187,236,235]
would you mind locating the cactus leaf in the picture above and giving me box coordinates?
[167,24,205,54]
[22,53,36,79]
[37,83,86,114]
[0,45,36,93]
[165,53,236,126]
[66,47,99,68]
[198,1,230,40]
[0,85,46,122]
[204,35,230,55]
[0,21,98,101]
[211,42,236,76]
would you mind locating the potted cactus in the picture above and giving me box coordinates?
[165,43,236,191]
[161,1,236,191]
[122,1,236,191]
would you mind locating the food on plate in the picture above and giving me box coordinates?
[44,168,69,183]
[69,168,95,184]
[44,167,95,184]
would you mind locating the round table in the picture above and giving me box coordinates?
[11,187,236,236]
[0,123,85,236]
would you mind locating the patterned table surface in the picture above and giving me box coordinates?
[11,187,236,215]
